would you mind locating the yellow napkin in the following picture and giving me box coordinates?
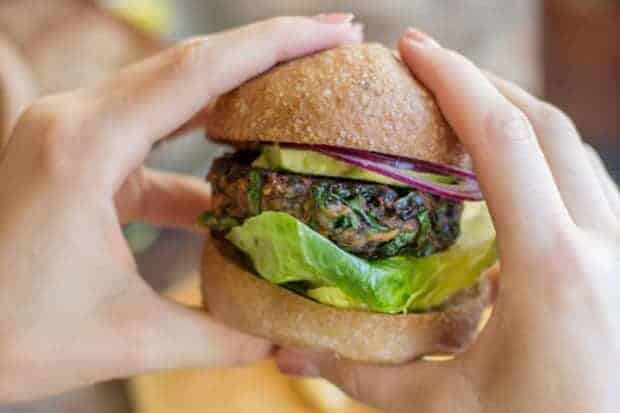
[106,0,172,34]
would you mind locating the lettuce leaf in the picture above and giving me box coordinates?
[227,203,496,313]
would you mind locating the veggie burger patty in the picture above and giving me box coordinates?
[203,153,464,259]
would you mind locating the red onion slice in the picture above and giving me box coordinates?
[310,146,483,202]
[283,143,476,179]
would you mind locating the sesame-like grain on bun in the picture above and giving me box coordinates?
[207,43,468,168]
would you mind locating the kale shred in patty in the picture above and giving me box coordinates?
[203,153,464,259]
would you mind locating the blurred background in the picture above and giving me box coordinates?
[0,1,617,412]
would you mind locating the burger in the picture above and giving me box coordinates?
[200,43,497,364]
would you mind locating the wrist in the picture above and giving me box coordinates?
[0,334,28,403]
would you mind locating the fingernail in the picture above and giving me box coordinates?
[352,22,365,35]
[276,349,320,377]
[344,22,364,44]
[312,13,355,24]
[404,27,441,48]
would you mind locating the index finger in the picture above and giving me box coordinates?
[398,29,571,251]
[0,35,36,155]
[82,15,363,187]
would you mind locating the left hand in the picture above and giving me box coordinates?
[0,35,36,152]
[275,28,620,413]
[0,14,362,402]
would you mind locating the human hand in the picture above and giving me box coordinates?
[0,35,36,151]
[0,14,362,402]
[276,28,620,413]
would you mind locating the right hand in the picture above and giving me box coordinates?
[276,28,620,413]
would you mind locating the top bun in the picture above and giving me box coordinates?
[207,43,467,167]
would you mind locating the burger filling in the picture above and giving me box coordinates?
[205,154,463,259]
[200,145,497,314]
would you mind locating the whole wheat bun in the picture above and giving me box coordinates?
[206,43,468,168]
[202,236,497,364]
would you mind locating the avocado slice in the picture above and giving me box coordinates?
[253,145,455,187]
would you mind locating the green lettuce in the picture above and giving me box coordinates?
[227,203,496,313]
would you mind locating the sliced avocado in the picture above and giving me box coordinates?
[253,145,455,187]
[306,286,368,310]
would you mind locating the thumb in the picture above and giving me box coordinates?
[275,349,470,411]
[0,35,37,155]
[134,297,272,373]
[116,167,211,231]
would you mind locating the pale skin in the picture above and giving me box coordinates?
[0,14,362,402]
[276,29,620,413]
[0,34,36,149]
[1,15,619,411]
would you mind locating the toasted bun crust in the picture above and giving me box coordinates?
[201,236,497,364]
[206,43,468,168]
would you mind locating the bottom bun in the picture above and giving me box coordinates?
[201,235,498,364]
